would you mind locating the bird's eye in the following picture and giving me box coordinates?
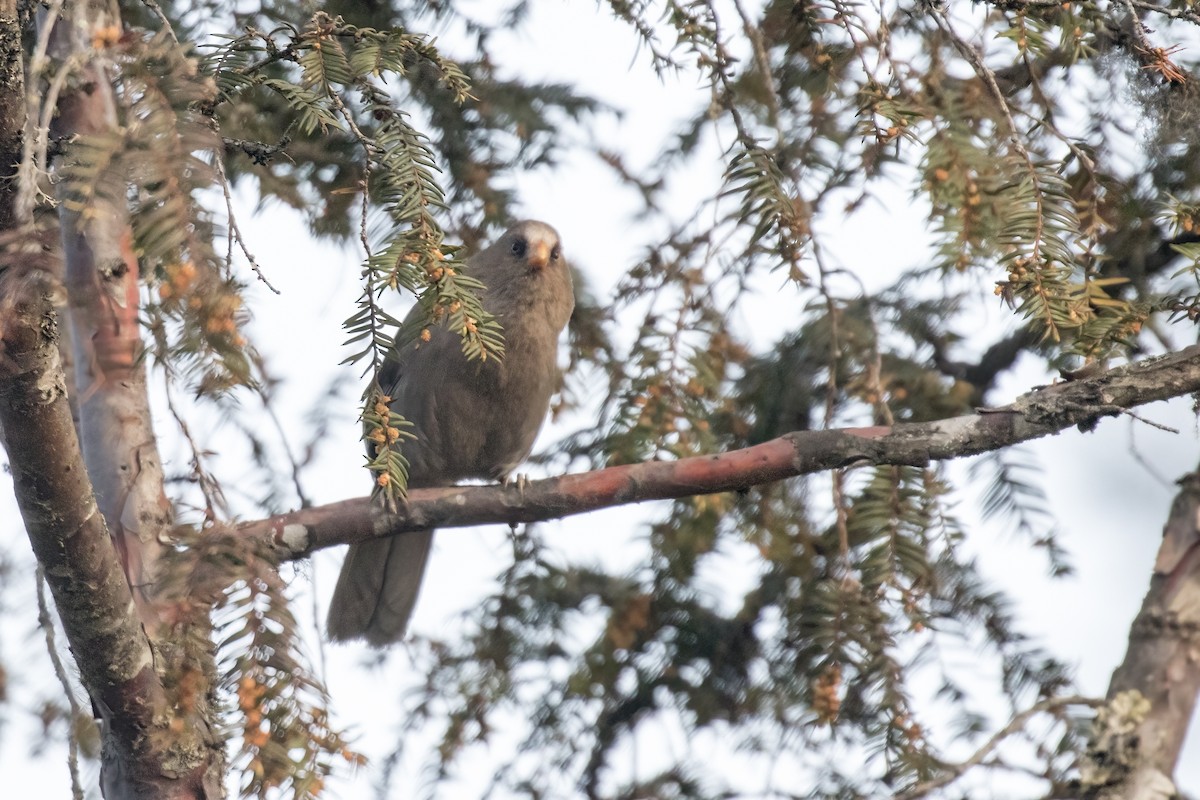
[550,246,561,262]
[511,239,527,257]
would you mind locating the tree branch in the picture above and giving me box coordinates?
[49,3,173,634]
[0,0,21,232]
[241,344,1200,558]
[898,695,1103,800]
[1088,460,1200,797]
[929,326,1041,402]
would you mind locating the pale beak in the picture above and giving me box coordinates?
[527,240,551,270]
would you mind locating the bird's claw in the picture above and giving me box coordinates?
[502,474,530,536]
[503,472,531,501]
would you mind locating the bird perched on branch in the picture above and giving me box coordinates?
[327,220,575,646]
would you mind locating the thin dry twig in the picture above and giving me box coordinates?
[162,374,229,519]
[17,0,68,220]
[1121,408,1180,434]
[139,0,179,44]
[254,380,313,510]
[1126,0,1200,24]
[36,567,86,800]
[213,153,280,294]
[731,0,780,125]
[897,694,1103,799]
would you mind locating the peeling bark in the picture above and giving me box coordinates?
[0,0,19,455]
[48,4,173,634]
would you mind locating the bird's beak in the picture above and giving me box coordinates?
[527,241,551,270]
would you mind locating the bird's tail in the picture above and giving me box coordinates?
[326,530,434,646]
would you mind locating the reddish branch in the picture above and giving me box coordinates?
[51,32,173,634]
[241,343,1200,558]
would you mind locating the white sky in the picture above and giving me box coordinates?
[2,1,1200,797]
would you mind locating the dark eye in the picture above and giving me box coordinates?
[550,246,561,262]
[511,239,527,257]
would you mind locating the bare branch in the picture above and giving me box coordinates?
[241,345,1200,558]
[36,567,86,800]
[899,695,1103,800]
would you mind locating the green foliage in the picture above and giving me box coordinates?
[209,3,600,243]
[23,0,1200,797]
[374,0,1200,796]
[395,467,1077,797]
[973,449,1072,577]
[156,530,357,800]
[203,11,510,503]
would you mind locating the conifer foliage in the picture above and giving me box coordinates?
[3,1,1200,799]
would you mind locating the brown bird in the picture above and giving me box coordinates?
[327,220,575,646]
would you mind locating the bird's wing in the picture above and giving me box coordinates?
[377,299,434,398]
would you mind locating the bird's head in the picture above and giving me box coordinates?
[472,219,574,326]
[496,220,564,274]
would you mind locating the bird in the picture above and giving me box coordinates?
[327,220,575,646]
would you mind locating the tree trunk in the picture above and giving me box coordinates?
[2,3,227,797]
[0,0,21,232]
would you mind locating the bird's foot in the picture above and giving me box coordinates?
[503,472,531,501]
[503,473,532,535]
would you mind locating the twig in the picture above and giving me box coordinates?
[213,150,280,294]
[1126,0,1200,24]
[138,0,179,44]
[1127,418,1174,488]
[1121,408,1180,434]
[1118,0,1160,54]
[984,0,1070,7]
[254,380,313,509]
[897,695,1103,799]
[233,25,301,77]
[162,374,229,518]
[36,567,86,800]
[731,0,780,125]
[16,0,68,221]
[812,238,853,565]
[222,135,293,167]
